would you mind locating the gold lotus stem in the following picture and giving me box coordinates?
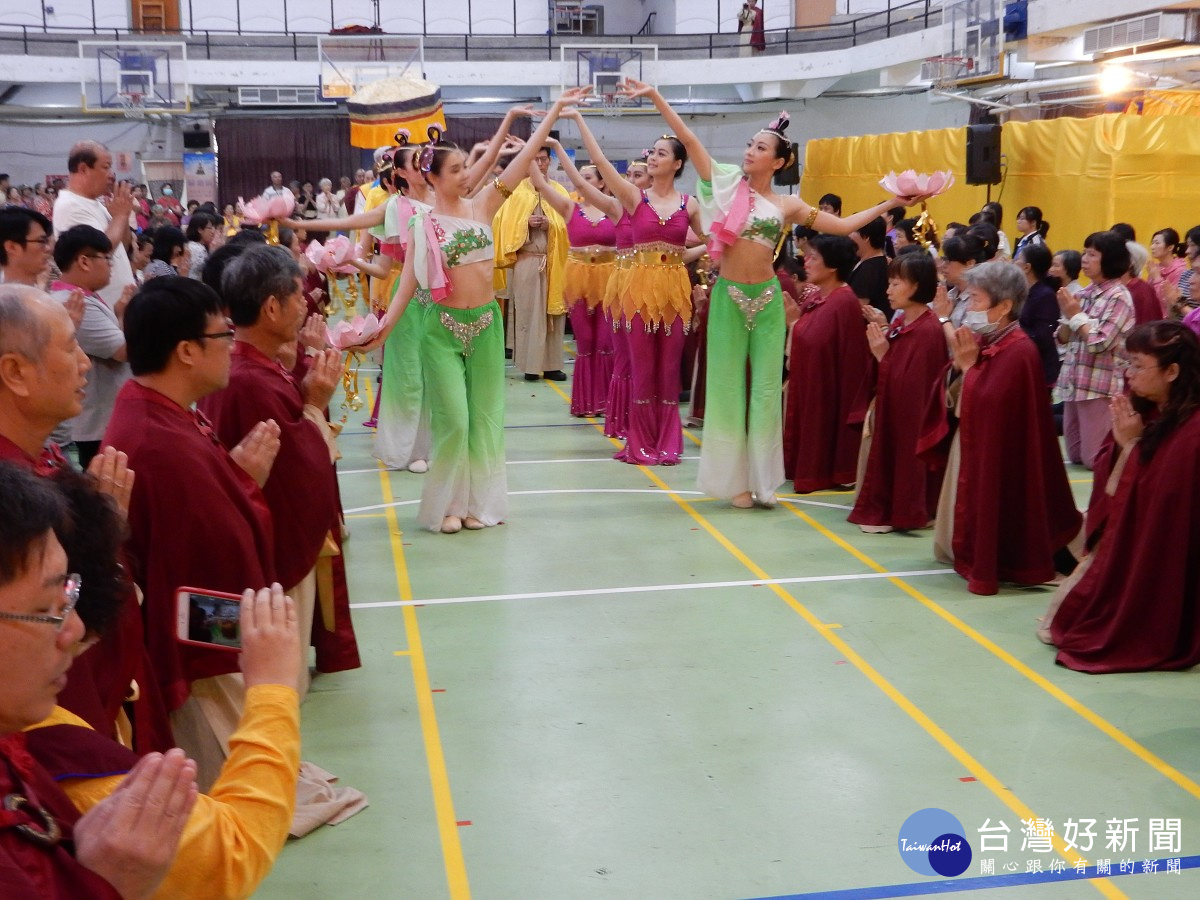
[265,220,280,245]
[915,202,938,251]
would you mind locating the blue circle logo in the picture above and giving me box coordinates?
[897,808,972,877]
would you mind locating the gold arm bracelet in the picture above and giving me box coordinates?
[492,177,513,199]
[802,207,819,230]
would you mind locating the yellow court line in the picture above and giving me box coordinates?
[780,502,1200,805]
[360,372,470,899]
[377,463,471,900]
[542,378,1122,895]
[345,512,388,519]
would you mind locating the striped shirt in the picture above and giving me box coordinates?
[1053,278,1134,403]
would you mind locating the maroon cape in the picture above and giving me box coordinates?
[739,4,766,51]
[784,284,875,493]
[104,380,275,711]
[0,733,120,899]
[1052,412,1200,672]
[921,327,1081,595]
[849,310,947,529]
[198,342,359,672]
[1127,277,1162,325]
[0,436,172,753]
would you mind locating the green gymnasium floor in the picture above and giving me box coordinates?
[254,355,1200,900]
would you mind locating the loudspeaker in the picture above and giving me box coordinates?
[183,129,211,150]
[965,124,1001,185]
[773,142,800,187]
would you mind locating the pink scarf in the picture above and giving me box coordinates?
[706,177,752,265]
[410,210,452,303]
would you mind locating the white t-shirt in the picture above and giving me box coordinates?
[52,189,136,309]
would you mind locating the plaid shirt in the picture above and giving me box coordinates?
[1054,278,1134,403]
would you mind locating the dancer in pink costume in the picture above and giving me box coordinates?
[564,106,704,464]
[527,134,621,417]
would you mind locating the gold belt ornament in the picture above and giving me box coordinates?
[632,243,684,266]
[569,249,617,264]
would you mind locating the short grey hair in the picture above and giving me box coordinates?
[0,286,52,359]
[318,178,333,190]
[961,260,1028,320]
[222,244,302,327]
[1126,241,1149,278]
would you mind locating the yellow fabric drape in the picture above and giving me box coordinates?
[800,114,1200,258]
[1136,90,1200,118]
[492,179,570,316]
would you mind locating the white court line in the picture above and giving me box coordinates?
[337,456,702,475]
[780,497,853,511]
[342,487,706,515]
[349,568,957,610]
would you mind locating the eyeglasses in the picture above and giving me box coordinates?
[197,318,236,342]
[0,574,81,632]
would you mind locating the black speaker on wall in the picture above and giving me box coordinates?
[183,129,212,150]
[773,142,800,186]
[965,124,1001,185]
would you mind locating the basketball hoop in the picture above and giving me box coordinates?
[599,92,623,117]
[118,91,147,119]
[923,57,971,91]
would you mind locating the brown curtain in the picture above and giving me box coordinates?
[214,114,532,207]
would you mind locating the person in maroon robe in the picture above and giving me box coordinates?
[783,234,875,493]
[197,245,360,677]
[737,0,766,53]
[919,261,1082,595]
[0,285,172,752]
[1123,244,1163,325]
[849,253,946,532]
[1050,322,1200,671]
[103,277,281,718]
[0,463,195,899]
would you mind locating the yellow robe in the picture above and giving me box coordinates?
[492,178,570,316]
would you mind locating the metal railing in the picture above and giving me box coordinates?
[0,1,939,62]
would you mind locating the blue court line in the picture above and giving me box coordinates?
[744,854,1200,899]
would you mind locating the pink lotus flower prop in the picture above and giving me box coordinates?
[305,235,360,274]
[239,193,296,225]
[879,169,955,198]
[326,313,381,351]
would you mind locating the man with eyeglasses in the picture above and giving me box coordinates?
[53,141,137,309]
[50,225,136,470]
[104,276,285,782]
[0,461,196,899]
[198,245,360,686]
[0,206,53,288]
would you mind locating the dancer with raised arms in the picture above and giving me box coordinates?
[562,98,704,466]
[527,133,622,416]
[328,91,590,532]
[615,80,926,504]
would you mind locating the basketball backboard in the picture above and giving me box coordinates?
[943,0,1005,84]
[79,41,190,114]
[559,44,658,114]
[319,35,425,101]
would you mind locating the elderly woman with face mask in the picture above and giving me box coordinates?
[920,260,1082,595]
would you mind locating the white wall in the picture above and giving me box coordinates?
[175,0,550,34]
[0,116,185,187]
[675,0,791,35]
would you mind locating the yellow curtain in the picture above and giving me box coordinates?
[1136,90,1200,118]
[800,114,1200,255]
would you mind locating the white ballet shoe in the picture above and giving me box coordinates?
[731,492,754,509]
[408,459,429,474]
[463,516,485,530]
[440,516,462,534]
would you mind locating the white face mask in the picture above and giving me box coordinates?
[964,309,997,335]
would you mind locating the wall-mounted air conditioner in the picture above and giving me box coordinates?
[1083,12,1196,56]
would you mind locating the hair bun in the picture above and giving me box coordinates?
[393,129,411,146]
[426,125,445,144]
[767,111,790,136]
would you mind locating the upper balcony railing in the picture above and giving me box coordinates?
[0,1,940,62]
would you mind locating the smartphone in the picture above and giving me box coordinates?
[176,587,243,651]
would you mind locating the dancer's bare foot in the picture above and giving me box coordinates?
[441,516,462,534]
[463,516,485,530]
[732,492,754,509]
